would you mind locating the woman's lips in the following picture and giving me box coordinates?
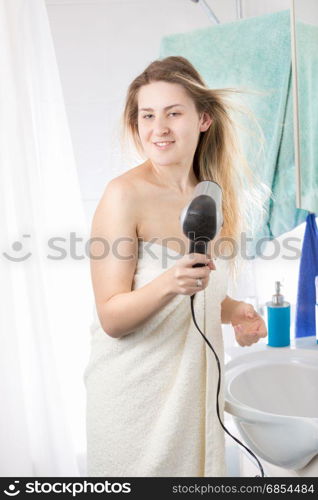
[153,141,175,150]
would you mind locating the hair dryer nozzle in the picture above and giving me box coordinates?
[179,181,223,255]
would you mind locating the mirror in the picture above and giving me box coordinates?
[292,0,318,212]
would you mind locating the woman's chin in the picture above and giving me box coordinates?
[148,154,183,167]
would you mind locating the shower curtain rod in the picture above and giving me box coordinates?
[190,0,243,24]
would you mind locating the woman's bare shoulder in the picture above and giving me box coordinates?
[117,162,150,185]
[103,163,151,197]
[95,163,149,217]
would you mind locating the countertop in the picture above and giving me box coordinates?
[225,335,318,363]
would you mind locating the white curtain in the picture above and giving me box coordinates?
[0,0,93,476]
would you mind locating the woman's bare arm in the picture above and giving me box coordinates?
[220,295,242,324]
[91,177,213,339]
[90,177,179,338]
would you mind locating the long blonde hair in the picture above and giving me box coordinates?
[121,56,269,277]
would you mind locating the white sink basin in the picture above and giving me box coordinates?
[224,348,318,469]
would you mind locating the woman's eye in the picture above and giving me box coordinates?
[142,112,180,119]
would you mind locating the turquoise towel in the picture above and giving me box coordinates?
[297,21,318,214]
[160,10,317,250]
[295,214,318,338]
[269,61,308,237]
[270,20,318,235]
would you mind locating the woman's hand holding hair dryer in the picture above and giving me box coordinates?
[166,252,215,296]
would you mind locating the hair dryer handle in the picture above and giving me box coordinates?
[189,239,207,268]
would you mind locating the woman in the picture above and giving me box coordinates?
[84,56,267,477]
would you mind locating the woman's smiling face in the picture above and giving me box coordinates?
[137,81,211,167]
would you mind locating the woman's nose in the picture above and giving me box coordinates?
[153,117,169,135]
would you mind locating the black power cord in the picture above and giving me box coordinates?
[190,294,265,478]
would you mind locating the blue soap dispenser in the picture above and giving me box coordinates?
[266,281,290,347]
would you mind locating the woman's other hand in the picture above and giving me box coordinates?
[230,301,268,347]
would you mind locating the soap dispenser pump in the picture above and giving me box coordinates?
[266,281,290,347]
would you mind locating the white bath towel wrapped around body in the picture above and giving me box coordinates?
[84,240,229,477]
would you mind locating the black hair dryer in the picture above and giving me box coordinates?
[179,181,223,267]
